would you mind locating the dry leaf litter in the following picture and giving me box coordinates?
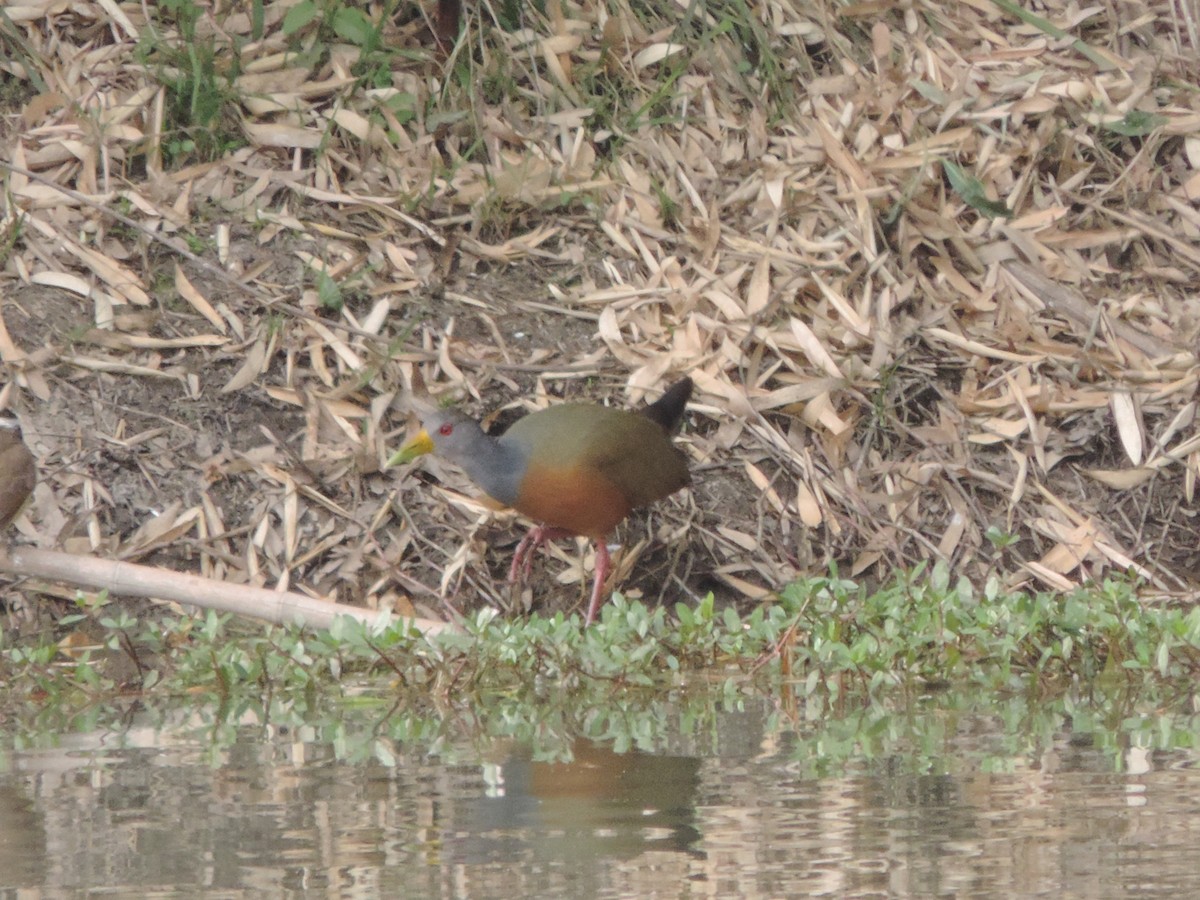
[2,0,1200,625]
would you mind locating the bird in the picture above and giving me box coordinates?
[0,418,36,532]
[390,377,693,624]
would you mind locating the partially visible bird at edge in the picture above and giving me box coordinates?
[0,418,36,533]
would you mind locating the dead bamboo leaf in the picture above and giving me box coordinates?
[1084,468,1156,489]
[221,339,268,393]
[795,479,823,527]
[633,43,684,69]
[745,255,771,317]
[1110,391,1144,466]
[789,318,844,379]
[175,264,227,331]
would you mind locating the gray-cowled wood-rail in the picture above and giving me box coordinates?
[390,378,693,624]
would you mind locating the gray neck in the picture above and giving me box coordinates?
[459,433,526,507]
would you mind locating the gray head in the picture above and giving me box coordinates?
[388,405,523,506]
[416,408,490,464]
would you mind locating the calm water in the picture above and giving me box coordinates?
[2,692,1199,898]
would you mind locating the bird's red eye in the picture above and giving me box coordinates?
[439,422,454,436]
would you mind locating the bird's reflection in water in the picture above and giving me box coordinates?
[455,740,704,864]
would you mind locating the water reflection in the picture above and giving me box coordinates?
[0,783,44,886]
[461,741,703,861]
[2,696,1200,896]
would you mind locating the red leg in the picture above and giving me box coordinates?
[584,540,612,625]
[508,529,542,583]
[509,526,572,583]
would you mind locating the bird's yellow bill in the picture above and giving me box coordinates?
[388,429,434,467]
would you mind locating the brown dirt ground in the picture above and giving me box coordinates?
[3,1,1200,631]
[3,241,748,625]
[6,228,1193,630]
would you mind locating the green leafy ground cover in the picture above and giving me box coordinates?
[4,2,1200,771]
[5,572,1200,771]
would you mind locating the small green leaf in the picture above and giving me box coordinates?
[316,271,343,311]
[386,93,417,124]
[911,79,947,104]
[250,0,265,40]
[332,8,376,47]
[942,160,1011,218]
[282,0,318,36]
[988,0,1115,70]
[1101,110,1166,137]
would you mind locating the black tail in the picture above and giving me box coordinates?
[641,377,693,434]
